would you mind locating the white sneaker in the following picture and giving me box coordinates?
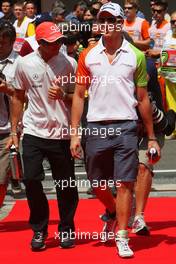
[100,212,117,242]
[115,236,134,258]
[132,215,150,235]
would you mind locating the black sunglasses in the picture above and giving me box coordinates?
[124,6,134,10]
[98,17,123,24]
[153,9,164,14]
[98,17,121,24]
[171,20,176,25]
[40,39,64,45]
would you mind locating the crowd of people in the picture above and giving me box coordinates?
[0,0,176,259]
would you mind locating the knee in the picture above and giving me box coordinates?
[117,182,134,194]
[138,164,152,178]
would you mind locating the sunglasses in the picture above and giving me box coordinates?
[124,6,134,10]
[41,39,64,46]
[171,20,176,25]
[98,17,122,24]
[152,9,164,14]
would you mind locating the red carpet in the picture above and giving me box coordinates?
[0,198,176,264]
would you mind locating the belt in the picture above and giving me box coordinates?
[92,120,128,125]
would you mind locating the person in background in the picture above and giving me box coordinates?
[83,8,94,21]
[13,0,35,53]
[123,0,151,51]
[52,0,66,11]
[65,1,87,24]
[147,0,171,59]
[51,6,65,24]
[19,12,52,57]
[0,12,4,19]
[160,11,176,139]
[0,0,15,24]
[24,0,37,21]
[0,20,20,207]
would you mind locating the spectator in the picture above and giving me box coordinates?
[13,0,35,53]
[147,0,171,58]
[19,12,52,57]
[24,0,37,21]
[160,11,176,138]
[51,6,65,24]
[0,0,15,24]
[65,1,87,24]
[0,20,20,207]
[123,0,151,51]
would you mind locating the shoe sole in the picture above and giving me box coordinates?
[118,253,134,258]
[31,244,46,251]
[135,226,150,236]
[59,244,75,249]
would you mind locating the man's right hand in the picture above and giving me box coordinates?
[70,136,83,159]
[0,79,14,96]
[6,134,19,150]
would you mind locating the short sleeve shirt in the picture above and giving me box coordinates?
[76,38,147,122]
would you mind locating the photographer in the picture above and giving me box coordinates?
[131,57,176,235]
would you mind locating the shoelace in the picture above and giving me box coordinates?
[134,216,145,228]
[118,239,130,251]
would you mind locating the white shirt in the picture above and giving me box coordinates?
[76,38,147,121]
[15,50,77,139]
[0,50,19,134]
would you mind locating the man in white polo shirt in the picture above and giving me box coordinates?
[10,22,78,251]
[70,2,160,258]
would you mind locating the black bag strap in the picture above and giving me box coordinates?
[0,60,10,119]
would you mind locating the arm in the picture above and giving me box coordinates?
[70,83,86,158]
[10,89,25,149]
[0,79,14,96]
[145,49,160,58]
[134,38,151,51]
[134,20,151,51]
[137,86,161,156]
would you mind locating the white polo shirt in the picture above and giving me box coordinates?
[76,38,147,121]
[15,50,77,139]
[0,50,19,134]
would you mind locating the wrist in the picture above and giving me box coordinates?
[62,91,67,100]
[148,137,158,142]
[10,132,18,136]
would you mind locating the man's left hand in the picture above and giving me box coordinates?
[147,139,161,158]
[48,82,66,100]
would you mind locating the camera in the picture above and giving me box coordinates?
[149,92,176,136]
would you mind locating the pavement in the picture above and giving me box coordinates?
[0,138,176,221]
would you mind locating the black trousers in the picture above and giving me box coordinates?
[22,134,79,233]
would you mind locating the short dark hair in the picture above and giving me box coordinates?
[73,1,87,11]
[154,0,168,10]
[0,20,16,43]
[13,0,25,8]
[1,0,12,6]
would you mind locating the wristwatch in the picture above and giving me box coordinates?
[62,91,67,100]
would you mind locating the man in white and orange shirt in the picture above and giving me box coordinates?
[147,0,171,58]
[71,2,160,258]
[123,0,151,51]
